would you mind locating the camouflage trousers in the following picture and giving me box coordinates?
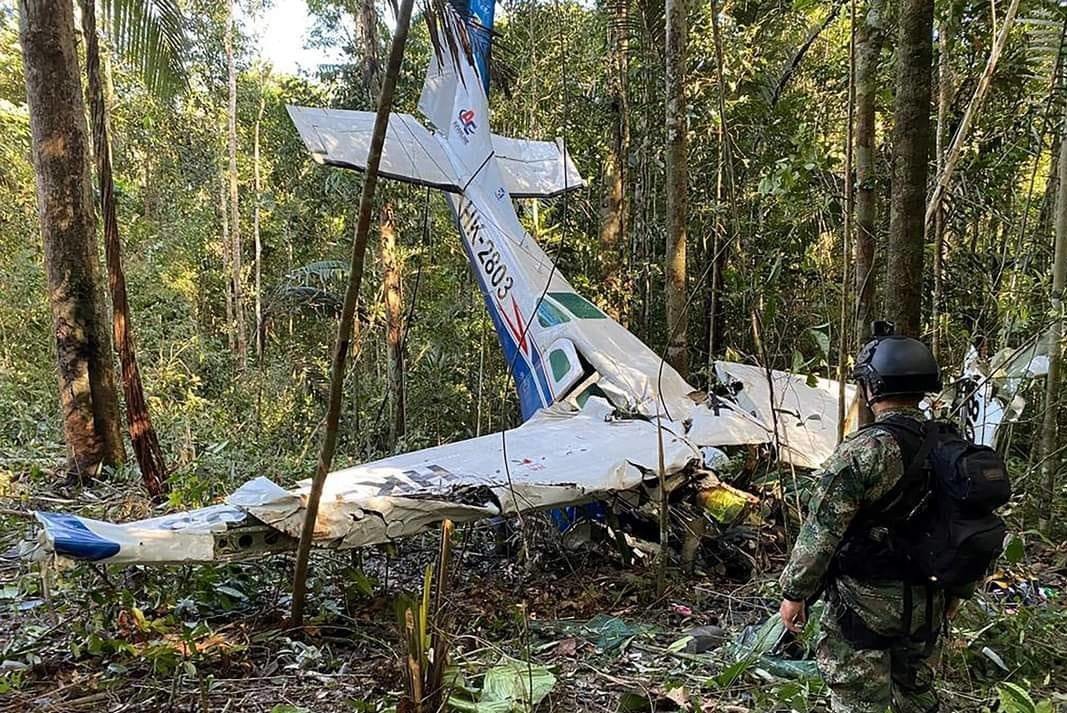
[816,579,944,713]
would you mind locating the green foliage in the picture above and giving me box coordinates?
[997,682,1055,713]
[447,657,557,713]
[100,0,189,97]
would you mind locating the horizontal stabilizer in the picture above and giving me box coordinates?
[286,105,584,198]
[491,135,585,198]
[287,105,463,192]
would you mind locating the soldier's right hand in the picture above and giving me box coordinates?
[779,598,807,633]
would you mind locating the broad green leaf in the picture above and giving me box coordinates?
[998,682,1038,713]
[1003,533,1025,564]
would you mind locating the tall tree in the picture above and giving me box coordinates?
[664,0,688,376]
[706,0,735,364]
[381,205,406,445]
[852,0,884,427]
[226,0,247,367]
[219,158,234,347]
[930,6,954,360]
[886,0,934,337]
[357,0,406,447]
[254,71,266,359]
[1040,117,1067,534]
[838,0,856,441]
[19,0,125,475]
[853,0,884,351]
[79,0,171,497]
[598,0,630,322]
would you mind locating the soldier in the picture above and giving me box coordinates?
[778,325,975,713]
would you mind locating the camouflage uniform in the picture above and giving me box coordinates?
[780,407,949,713]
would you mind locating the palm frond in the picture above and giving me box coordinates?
[100,0,188,98]
[267,260,351,316]
[282,260,351,286]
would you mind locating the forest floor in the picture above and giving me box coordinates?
[0,478,1065,712]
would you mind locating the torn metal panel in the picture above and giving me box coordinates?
[714,362,858,470]
[683,399,776,450]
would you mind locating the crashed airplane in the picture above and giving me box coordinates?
[28,4,1024,568]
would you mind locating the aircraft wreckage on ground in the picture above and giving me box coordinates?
[27,6,1036,568]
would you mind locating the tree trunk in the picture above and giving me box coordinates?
[254,85,265,359]
[80,0,167,497]
[707,0,734,364]
[886,0,934,337]
[381,206,406,447]
[226,0,247,368]
[854,0,884,346]
[1039,120,1067,534]
[357,0,405,448]
[599,0,630,322]
[218,162,234,346]
[931,9,954,360]
[664,0,688,377]
[838,0,856,442]
[853,0,884,425]
[357,0,381,97]
[19,0,124,477]
[924,0,1021,230]
[290,0,415,627]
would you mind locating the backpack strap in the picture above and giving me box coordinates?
[860,418,936,524]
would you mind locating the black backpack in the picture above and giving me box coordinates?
[837,415,1012,589]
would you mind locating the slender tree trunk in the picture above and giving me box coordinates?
[924,0,1021,230]
[357,0,381,96]
[854,0,884,346]
[853,0,884,425]
[254,85,265,359]
[707,0,734,364]
[357,0,405,447]
[599,0,630,322]
[291,0,414,627]
[664,0,688,377]
[19,0,124,477]
[931,10,953,360]
[381,206,406,446]
[838,0,857,441]
[771,0,845,107]
[80,0,167,497]
[886,0,934,337]
[218,163,234,346]
[226,0,247,368]
[1039,122,1067,534]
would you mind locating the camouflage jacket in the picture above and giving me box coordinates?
[779,406,923,603]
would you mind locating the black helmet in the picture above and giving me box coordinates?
[853,321,941,402]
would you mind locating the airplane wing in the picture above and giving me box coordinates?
[31,399,700,565]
